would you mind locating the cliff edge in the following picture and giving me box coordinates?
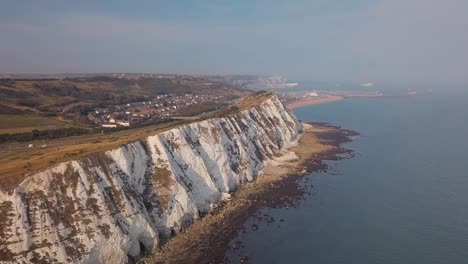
[0,94,302,263]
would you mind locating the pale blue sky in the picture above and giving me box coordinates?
[1,0,467,85]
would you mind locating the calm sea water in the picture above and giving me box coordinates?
[227,90,468,264]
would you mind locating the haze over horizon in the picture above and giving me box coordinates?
[1,0,468,86]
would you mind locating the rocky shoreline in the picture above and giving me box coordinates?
[141,122,358,264]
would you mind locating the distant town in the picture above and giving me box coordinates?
[87,94,233,128]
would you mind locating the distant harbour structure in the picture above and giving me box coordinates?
[285,82,299,88]
[303,92,319,97]
[360,82,375,88]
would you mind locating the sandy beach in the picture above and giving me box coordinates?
[286,95,344,109]
[142,122,358,264]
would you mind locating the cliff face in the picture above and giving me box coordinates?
[0,95,302,264]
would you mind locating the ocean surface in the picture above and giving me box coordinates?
[227,90,468,264]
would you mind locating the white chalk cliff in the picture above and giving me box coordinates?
[0,95,302,263]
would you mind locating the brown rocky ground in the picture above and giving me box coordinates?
[141,122,358,264]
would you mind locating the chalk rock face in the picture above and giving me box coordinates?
[0,95,302,263]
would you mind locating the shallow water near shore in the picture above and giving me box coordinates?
[227,90,468,264]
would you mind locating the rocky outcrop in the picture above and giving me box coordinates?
[0,95,302,263]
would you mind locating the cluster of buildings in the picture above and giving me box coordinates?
[87,94,228,128]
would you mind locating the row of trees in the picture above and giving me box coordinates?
[0,128,88,143]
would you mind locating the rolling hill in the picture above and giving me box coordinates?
[0,76,251,115]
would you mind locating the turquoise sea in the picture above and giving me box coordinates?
[227,90,468,263]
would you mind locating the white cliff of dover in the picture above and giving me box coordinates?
[0,95,302,263]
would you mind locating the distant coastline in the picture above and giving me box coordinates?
[286,95,344,109]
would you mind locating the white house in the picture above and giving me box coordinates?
[102,124,117,128]
[305,92,319,97]
[117,121,130,127]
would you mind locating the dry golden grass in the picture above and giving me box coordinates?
[0,120,186,191]
[0,129,159,187]
[0,115,78,134]
[0,93,274,192]
[233,92,274,110]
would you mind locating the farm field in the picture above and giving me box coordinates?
[0,114,76,134]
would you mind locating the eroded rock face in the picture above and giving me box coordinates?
[0,95,302,263]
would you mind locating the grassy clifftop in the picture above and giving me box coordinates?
[0,92,276,192]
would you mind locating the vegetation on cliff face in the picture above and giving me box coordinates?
[0,93,302,263]
[0,92,276,189]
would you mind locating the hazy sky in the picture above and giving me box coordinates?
[1,0,467,85]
